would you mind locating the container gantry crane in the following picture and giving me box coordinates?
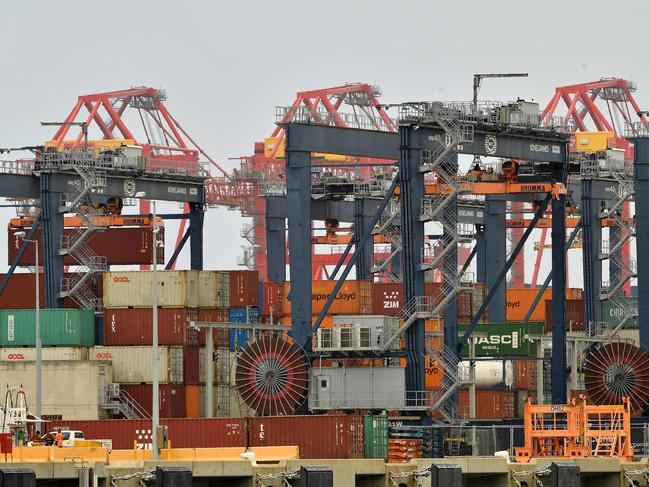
[204,83,398,281]
[42,87,226,270]
[534,78,649,289]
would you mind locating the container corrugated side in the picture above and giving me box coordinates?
[249,414,363,458]
[0,273,100,309]
[103,308,197,346]
[544,298,585,332]
[103,271,197,308]
[46,418,246,449]
[0,360,111,420]
[9,226,164,266]
[89,346,183,384]
[120,384,186,418]
[196,308,228,346]
[283,280,374,315]
[229,270,259,307]
[0,309,95,346]
[515,359,537,390]
[506,288,551,322]
[457,389,516,419]
[0,347,87,361]
[261,281,284,316]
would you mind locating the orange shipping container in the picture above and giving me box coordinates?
[282,280,372,315]
[458,389,516,419]
[506,288,552,322]
[185,385,200,418]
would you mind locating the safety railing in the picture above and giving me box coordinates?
[275,106,397,132]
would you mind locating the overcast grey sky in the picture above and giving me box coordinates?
[0,0,647,284]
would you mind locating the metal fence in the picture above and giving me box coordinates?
[393,423,649,458]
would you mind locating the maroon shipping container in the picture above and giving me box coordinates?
[104,308,198,346]
[46,418,246,450]
[184,346,199,385]
[229,270,259,307]
[515,359,537,390]
[9,227,164,266]
[261,281,284,317]
[371,283,402,316]
[120,384,186,418]
[196,308,229,346]
[0,272,101,309]
[249,414,363,459]
[457,389,516,419]
[544,299,585,332]
[371,282,442,316]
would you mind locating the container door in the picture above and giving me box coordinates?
[316,375,331,409]
[98,367,106,404]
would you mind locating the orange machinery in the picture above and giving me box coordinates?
[515,396,633,462]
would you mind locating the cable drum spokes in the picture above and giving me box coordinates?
[235,335,309,416]
[583,341,649,412]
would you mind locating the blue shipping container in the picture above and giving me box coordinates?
[228,308,259,350]
[228,307,259,324]
[230,329,249,351]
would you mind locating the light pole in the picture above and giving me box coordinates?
[136,192,160,458]
[15,232,41,431]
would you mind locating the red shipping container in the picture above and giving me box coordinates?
[103,308,198,346]
[229,270,259,308]
[0,272,101,309]
[544,299,585,333]
[261,281,284,317]
[249,414,363,459]
[515,360,537,390]
[371,283,402,316]
[457,389,516,419]
[184,346,200,385]
[46,418,246,450]
[9,227,164,266]
[120,384,186,419]
[196,308,229,346]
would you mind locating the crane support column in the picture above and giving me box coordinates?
[485,196,507,322]
[354,198,373,280]
[581,179,602,331]
[189,202,204,270]
[265,197,287,282]
[551,161,568,404]
[285,130,313,347]
[399,125,425,394]
[475,225,486,283]
[40,174,64,308]
[634,138,649,347]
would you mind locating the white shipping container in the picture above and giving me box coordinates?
[0,360,112,420]
[309,366,406,410]
[197,271,230,308]
[0,347,88,362]
[89,346,183,384]
[198,348,234,384]
[103,270,199,308]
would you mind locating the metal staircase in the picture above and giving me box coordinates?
[56,151,108,309]
[101,387,150,419]
[595,154,637,330]
[371,199,402,282]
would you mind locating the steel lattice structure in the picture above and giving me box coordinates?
[205,83,398,280]
[45,87,226,269]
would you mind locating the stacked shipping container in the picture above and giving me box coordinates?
[100,269,260,419]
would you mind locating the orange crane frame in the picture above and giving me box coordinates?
[515,396,633,462]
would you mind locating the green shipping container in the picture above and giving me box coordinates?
[0,309,95,346]
[601,299,638,329]
[363,415,387,459]
[458,322,544,357]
